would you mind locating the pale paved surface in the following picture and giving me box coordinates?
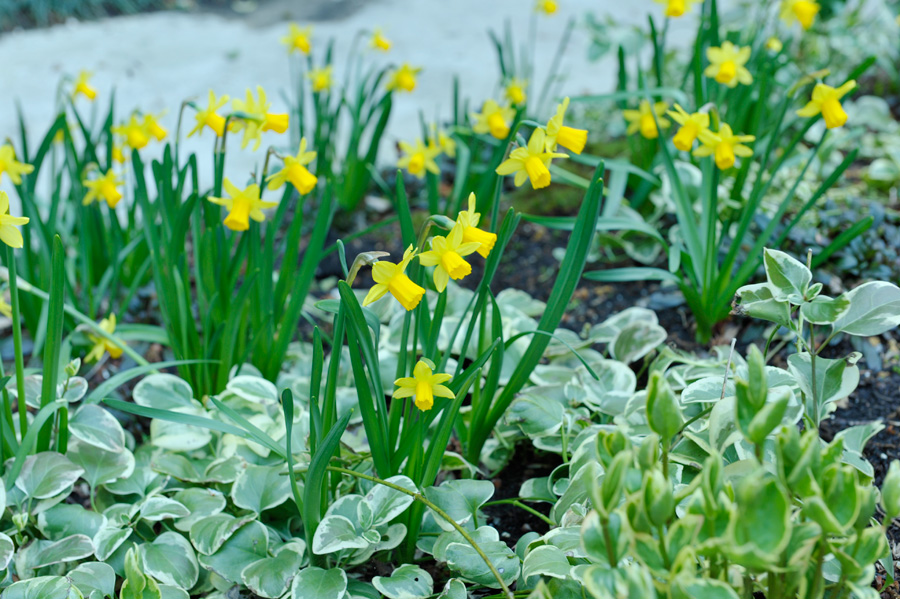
[0,1,706,192]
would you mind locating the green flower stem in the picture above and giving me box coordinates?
[0,267,149,368]
[7,246,27,438]
[325,465,514,599]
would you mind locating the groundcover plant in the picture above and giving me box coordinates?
[0,0,899,598]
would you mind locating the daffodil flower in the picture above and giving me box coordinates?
[113,144,127,164]
[694,124,755,170]
[267,138,318,194]
[504,78,528,105]
[113,116,150,151]
[654,0,700,17]
[432,127,456,159]
[362,245,425,311]
[0,191,29,249]
[472,100,515,140]
[704,42,753,88]
[667,104,710,152]
[623,100,670,140]
[208,179,278,232]
[419,224,481,292]
[535,0,558,15]
[455,193,497,258]
[86,314,124,362]
[545,97,588,154]
[371,28,391,52]
[780,0,820,29]
[796,80,856,129]
[73,70,97,101]
[83,170,124,208]
[766,37,784,53]
[232,87,290,151]
[282,23,312,54]
[386,64,422,93]
[398,139,441,179]
[0,294,11,319]
[142,113,168,142]
[188,91,230,138]
[496,128,566,190]
[393,359,453,412]
[308,66,333,93]
[0,145,34,185]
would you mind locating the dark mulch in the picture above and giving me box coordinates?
[483,443,561,549]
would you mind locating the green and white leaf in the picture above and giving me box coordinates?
[372,564,433,599]
[291,567,347,599]
[139,531,200,589]
[231,465,292,513]
[198,521,268,582]
[241,541,305,599]
[16,452,84,500]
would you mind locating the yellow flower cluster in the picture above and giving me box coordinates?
[113,113,168,152]
[361,192,497,313]
[664,103,756,170]
[493,97,587,190]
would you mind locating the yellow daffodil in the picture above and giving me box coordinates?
[472,100,515,140]
[371,27,391,52]
[393,359,453,412]
[86,314,124,362]
[0,294,10,319]
[113,144,127,164]
[766,37,784,53]
[267,138,318,194]
[232,87,290,151]
[535,0,558,15]
[386,64,422,93]
[73,70,97,101]
[282,24,312,54]
[398,139,441,179]
[83,170,124,208]
[432,127,457,159]
[780,0,820,29]
[667,104,710,151]
[694,124,755,170]
[362,245,425,311]
[654,0,700,17]
[504,78,528,105]
[0,145,34,185]
[495,128,567,190]
[308,66,333,93]
[142,113,167,142]
[208,178,278,232]
[456,193,497,258]
[113,116,150,151]
[623,100,670,140]
[545,96,588,154]
[0,191,29,249]
[796,80,856,129]
[418,224,481,292]
[188,91,230,138]
[705,42,753,88]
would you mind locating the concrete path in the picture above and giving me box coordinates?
[0,0,704,191]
